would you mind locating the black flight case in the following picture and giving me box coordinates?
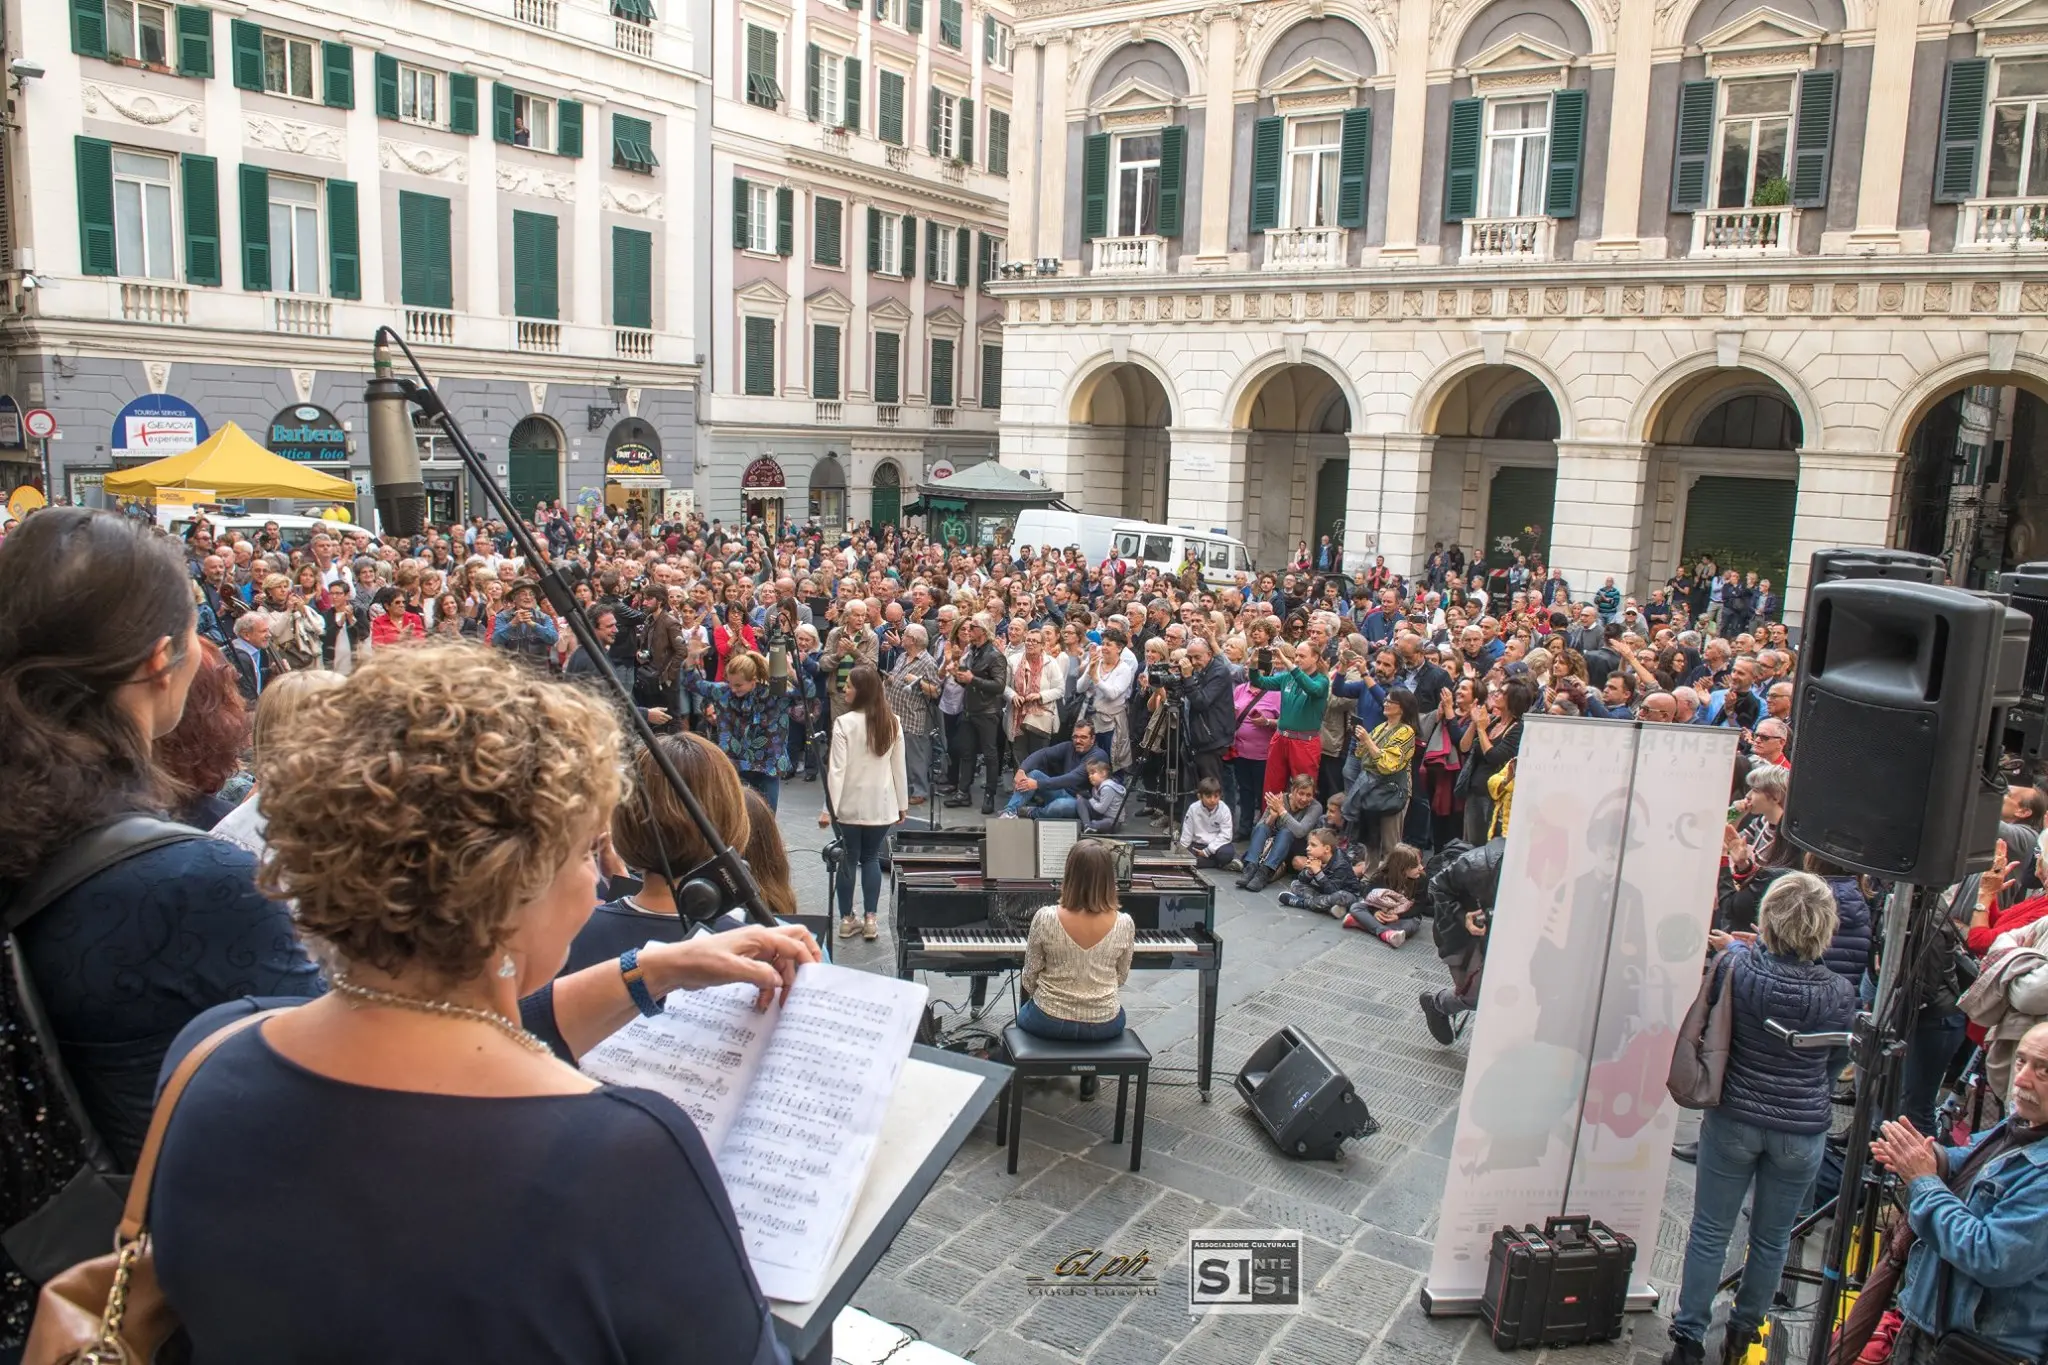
[1479,1214,1636,1350]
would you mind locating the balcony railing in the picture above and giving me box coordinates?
[514,0,557,26]
[273,297,332,335]
[877,404,901,427]
[615,327,653,359]
[939,159,967,183]
[121,283,188,324]
[885,145,911,171]
[613,18,653,56]
[933,407,955,426]
[816,400,843,423]
[1957,197,2048,250]
[820,125,851,154]
[516,320,562,352]
[405,308,455,344]
[1691,205,1797,256]
[1263,226,1348,271]
[1460,216,1552,263]
[1091,235,1166,276]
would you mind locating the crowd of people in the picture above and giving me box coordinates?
[2,493,2044,1365]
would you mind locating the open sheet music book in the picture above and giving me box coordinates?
[580,960,929,1303]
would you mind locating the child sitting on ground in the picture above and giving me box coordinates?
[1079,758,1127,834]
[1279,828,1366,914]
[1238,774,1322,892]
[1338,842,1428,948]
[1179,776,1240,871]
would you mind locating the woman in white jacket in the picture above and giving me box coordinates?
[820,664,909,941]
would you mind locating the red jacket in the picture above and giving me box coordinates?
[372,611,425,646]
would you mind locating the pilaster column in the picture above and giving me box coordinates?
[1166,428,1249,538]
[1037,36,1070,265]
[1195,9,1238,263]
[1342,433,1435,579]
[1379,0,1434,255]
[1012,39,1044,262]
[848,197,871,399]
[1848,1,1919,249]
[1784,449,1905,626]
[1549,440,1651,599]
[1594,0,1653,251]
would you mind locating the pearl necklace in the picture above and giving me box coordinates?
[329,974,553,1057]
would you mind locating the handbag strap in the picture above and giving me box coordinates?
[117,1009,285,1244]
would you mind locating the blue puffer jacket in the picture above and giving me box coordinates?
[1719,942,1858,1135]
[1821,876,1875,987]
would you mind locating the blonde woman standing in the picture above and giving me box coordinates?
[821,664,908,941]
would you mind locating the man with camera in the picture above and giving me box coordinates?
[1180,636,1238,799]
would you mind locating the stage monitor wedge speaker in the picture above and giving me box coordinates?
[1235,1027,1378,1160]
[1784,579,2029,885]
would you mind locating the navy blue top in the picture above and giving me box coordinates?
[13,837,322,1169]
[153,1008,786,1365]
[563,899,688,975]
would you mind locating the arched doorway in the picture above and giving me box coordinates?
[603,417,663,514]
[1235,364,1350,568]
[742,456,787,533]
[1071,363,1171,519]
[1425,366,1561,591]
[1642,371,1804,593]
[871,461,902,530]
[1896,381,2048,588]
[809,453,847,528]
[507,416,562,522]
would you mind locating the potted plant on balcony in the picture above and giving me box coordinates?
[1753,177,1792,208]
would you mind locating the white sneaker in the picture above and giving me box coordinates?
[1382,929,1408,949]
[998,809,1018,819]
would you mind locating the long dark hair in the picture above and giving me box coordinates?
[848,664,897,756]
[0,509,196,880]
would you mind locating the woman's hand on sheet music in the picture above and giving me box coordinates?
[645,925,822,1011]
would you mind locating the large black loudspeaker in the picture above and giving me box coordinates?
[1235,1027,1378,1160]
[1996,563,2048,698]
[1784,579,2028,885]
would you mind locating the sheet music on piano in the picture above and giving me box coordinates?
[1036,819,1078,879]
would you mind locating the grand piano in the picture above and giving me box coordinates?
[892,826,1222,1097]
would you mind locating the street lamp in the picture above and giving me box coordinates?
[586,375,628,432]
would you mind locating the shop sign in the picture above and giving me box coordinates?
[0,396,22,448]
[605,418,663,478]
[110,395,207,454]
[742,456,786,489]
[268,404,349,463]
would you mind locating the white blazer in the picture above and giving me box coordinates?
[826,710,909,826]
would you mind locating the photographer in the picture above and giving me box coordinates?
[1420,836,1505,1046]
[1248,639,1331,797]
[492,580,560,669]
[1181,636,1238,802]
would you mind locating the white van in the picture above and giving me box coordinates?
[1110,521,1254,590]
[1010,508,1124,566]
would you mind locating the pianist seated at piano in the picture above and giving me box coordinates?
[1020,840,1137,1091]
[1000,720,1108,820]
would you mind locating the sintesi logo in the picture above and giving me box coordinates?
[1187,1230,1305,1315]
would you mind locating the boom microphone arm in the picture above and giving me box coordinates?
[365,326,779,930]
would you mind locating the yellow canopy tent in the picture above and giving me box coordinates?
[102,421,356,501]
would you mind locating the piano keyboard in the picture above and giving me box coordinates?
[911,928,1207,954]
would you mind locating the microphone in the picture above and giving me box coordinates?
[365,340,427,537]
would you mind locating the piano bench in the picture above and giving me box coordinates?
[995,1025,1151,1175]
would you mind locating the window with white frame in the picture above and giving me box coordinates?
[875,213,902,274]
[818,50,844,126]
[985,19,1013,71]
[1285,117,1343,228]
[1714,77,1794,209]
[113,149,176,280]
[1482,98,1550,218]
[262,30,316,100]
[878,0,905,27]
[400,64,440,128]
[1113,132,1161,237]
[935,93,963,160]
[269,176,322,294]
[1986,59,2048,199]
[107,0,171,65]
[930,224,959,283]
[513,92,556,152]
[747,183,777,254]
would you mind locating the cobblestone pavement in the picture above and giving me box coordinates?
[776,781,1701,1365]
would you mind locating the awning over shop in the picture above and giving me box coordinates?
[102,422,356,500]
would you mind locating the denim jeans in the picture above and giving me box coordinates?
[1673,1108,1828,1344]
[1003,771,1076,818]
[1017,998,1126,1041]
[1245,823,1296,870]
[1899,1008,1969,1138]
[740,771,780,811]
[1230,757,1267,834]
[833,822,890,920]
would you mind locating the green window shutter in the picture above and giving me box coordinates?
[954,225,970,285]
[815,197,842,265]
[989,109,1010,176]
[230,18,262,90]
[931,338,954,407]
[977,232,993,285]
[613,226,652,328]
[901,213,917,277]
[558,99,582,157]
[326,179,360,299]
[981,343,1002,409]
[1157,123,1186,236]
[1791,69,1836,208]
[776,186,794,255]
[72,0,108,58]
[1249,116,1283,231]
[1670,79,1717,212]
[906,0,922,33]
[874,332,900,404]
[927,87,942,156]
[1443,97,1483,222]
[734,177,750,249]
[492,82,517,143]
[375,53,399,118]
[984,16,996,62]
[322,41,354,108]
[1545,87,1587,219]
[612,114,656,171]
[175,7,213,77]
[512,209,533,316]
[867,206,883,271]
[960,96,975,164]
[1336,106,1372,229]
[806,43,822,120]
[879,71,905,144]
[75,137,117,276]
[399,190,453,308]
[1936,59,1988,204]
[181,154,220,285]
[1082,131,1110,239]
[449,73,478,135]
[940,0,961,48]
[238,163,270,290]
[512,210,559,318]
[814,324,841,400]
[843,58,862,131]
[925,220,941,278]
[744,316,777,395]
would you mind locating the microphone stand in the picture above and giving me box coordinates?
[368,326,779,929]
